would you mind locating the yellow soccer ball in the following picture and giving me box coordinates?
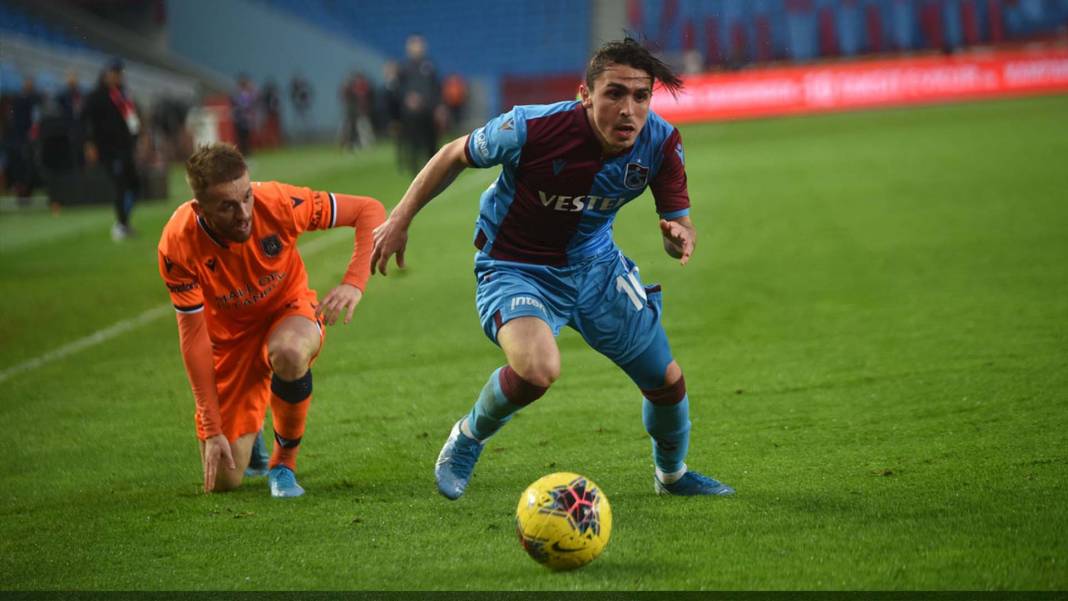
[515,472,612,571]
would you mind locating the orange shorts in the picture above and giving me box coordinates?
[197,292,325,442]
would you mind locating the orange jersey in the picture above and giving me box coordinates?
[158,181,335,342]
[159,183,384,442]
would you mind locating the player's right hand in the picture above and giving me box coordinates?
[202,434,235,493]
[659,218,695,266]
[371,216,408,276]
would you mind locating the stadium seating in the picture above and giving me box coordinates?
[0,2,199,104]
[0,1,91,53]
[0,2,98,95]
[629,0,1068,67]
[254,0,591,78]
[250,0,1068,84]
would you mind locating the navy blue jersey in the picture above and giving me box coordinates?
[465,100,689,267]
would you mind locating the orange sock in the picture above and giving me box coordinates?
[269,371,312,470]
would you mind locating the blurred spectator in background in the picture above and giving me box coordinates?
[397,34,442,174]
[339,71,375,151]
[232,74,257,156]
[441,73,468,134]
[152,97,191,157]
[682,50,705,75]
[82,58,141,241]
[260,79,282,147]
[0,94,10,191]
[56,70,85,164]
[6,76,44,205]
[376,61,400,136]
[289,73,314,139]
[378,60,403,167]
[37,95,79,214]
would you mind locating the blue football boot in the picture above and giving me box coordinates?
[655,470,735,496]
[245,430,269,478]
[268,465,305,498]
[434,419,484,500]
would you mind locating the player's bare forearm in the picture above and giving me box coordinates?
[391,136,470,225]
[659,216,697,265]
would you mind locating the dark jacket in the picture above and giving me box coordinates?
[82,83,136,157]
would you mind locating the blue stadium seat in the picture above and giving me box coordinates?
[252,0,1068,76]
[0,63,18,93]
[0,1,100,54]
[253,0,590,78]
[35,70,60,95]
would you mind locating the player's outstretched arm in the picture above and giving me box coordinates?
[317,195,386,325]
[175,311,235,491]
[659,216,697,265]
[371,135,471,275]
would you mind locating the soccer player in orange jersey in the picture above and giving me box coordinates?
[158,143,385,497]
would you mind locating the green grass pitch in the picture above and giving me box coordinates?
[1,95,1066,591]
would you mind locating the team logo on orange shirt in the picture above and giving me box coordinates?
[260,234,282,257]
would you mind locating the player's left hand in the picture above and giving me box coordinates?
[317,283,363,325]
[659,218,696,265]
[202,434,235,493]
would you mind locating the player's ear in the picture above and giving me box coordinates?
[579,84,593,108]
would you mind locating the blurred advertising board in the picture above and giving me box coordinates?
[652,47,1068,123]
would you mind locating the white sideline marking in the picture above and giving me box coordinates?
[0,305,172,383]
[0,172,494,383]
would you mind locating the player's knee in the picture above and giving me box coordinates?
[212,470,243,493]
[532,372,558,389]
[663,361,682,387]
[269,344,312,381]
[500,364,551,406]
[642,372,687,406]
[517,354,559,389]
[529,358,560,388]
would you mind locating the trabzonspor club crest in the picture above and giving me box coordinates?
[260,234,282,257]
[623,162,649,190]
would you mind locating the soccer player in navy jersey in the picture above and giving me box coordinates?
[371,38,734,499]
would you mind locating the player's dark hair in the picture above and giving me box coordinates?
[586,37,683,97]
[185,143,248,200]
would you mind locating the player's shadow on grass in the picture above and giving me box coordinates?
[308,476,377,496]
[757,365,992,397]
[742,488,871,517]
[308,470,438,501]
[492,556,659,584]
